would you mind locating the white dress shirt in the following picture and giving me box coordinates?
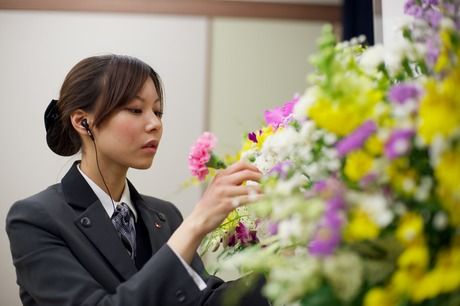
[77,164,206,290]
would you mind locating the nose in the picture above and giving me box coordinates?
[145,112,162,132]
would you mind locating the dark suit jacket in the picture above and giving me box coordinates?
[6,163,269,306]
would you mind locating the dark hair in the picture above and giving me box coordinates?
[46,54,163,156]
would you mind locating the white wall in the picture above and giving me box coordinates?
[209,18,324,155]
[0,10,207,305]
[382,0,405,46]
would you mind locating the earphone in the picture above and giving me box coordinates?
[81,119,94,140]
[81,118,115,210]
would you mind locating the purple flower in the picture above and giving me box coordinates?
[267,222,279,235]
[425,37,440,65]
[268,161,292,179]
[336,120,377,157]
[264,95,300,128]
[359,173,378,188]
[423,0,438,6]
[424,8,442,27]
[384,129,415,160]
[326,195,345,211]
[405,0,423,18]
[388,83,421,104]
[309,210,342,256]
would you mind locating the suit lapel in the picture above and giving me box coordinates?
[62,162,137,281]
[136,200,170,254]
[128,181,170,254]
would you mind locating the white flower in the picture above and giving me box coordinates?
[278,214,303,242]
[293,87,317,121]
[360,44,385,74]
[347,192,393,227]
[433,212,448,231]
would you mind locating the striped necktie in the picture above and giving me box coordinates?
[111,202,136,259]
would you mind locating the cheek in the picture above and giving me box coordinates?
[113,121,138,144]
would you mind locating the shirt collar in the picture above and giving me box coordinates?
[77,164,137,221]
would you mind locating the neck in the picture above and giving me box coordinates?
[80,155,127,202]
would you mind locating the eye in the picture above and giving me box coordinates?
[154,111,164,119]
[126,108,142,114]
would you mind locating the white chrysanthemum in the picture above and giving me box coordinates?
[293,87,317,121]
[274,173,308,196]
[360,44,385,74]
[278,214,303,242]
[262,126,299,159]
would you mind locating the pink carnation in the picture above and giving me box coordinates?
[188,132,218,181]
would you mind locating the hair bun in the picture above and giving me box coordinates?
[44,99,80,156]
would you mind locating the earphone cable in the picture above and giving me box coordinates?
[91,139,116,211]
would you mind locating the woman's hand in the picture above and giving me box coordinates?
[168,161,262,263]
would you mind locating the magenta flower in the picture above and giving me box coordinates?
[248,131,258,143]
[384,129,415,160]
[188,132,225,181]
[336,120,377,157]
[226,222,258,247]
[264,95,300,128]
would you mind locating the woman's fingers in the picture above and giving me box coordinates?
[228,193,265,209]
[218,184,262,198]
[221,160,261,176]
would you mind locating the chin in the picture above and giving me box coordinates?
[131,160,154,170]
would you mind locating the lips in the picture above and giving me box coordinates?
[142,139,159,149]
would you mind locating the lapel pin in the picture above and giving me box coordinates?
[154,222,162,229]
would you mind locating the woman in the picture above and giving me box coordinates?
[6,54,269,306]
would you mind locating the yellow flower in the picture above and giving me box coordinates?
[435,146,460,225]
[344,209,380,242]
[436,247,460,293]
[411,269,443,302]
[364,287,396,306]
[307,77,383,136]
[344,150,374,182]
[365,134,384,156]
[396,212,424,246]
[390,269,417,295]
[418,67,460,144]
[398,245,429,272]
[386,158,418,196]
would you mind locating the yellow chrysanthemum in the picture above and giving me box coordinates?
[256,125,275,150]
[344,150,374,182]
[411,269,443,302]
[418,67,460,144]
[307,76,383,136]
[398,245,429,271]
[396,212,424,246]
[434,29,454,73]
[390,269,417,295]
[436,247,460,293]
[344,209,380,242]
[386,158,418,196]
[364,287,396,306]
[435,146,460,225]
[365,134,384,156]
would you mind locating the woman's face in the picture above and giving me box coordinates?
[93,77,163,171]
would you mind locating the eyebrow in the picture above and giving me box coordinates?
[134,95,161,104]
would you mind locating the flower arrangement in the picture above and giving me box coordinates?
[189,1,460,305]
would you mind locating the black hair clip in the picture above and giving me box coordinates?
[44,99,60,132]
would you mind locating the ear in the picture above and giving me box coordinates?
[70,109,93,138]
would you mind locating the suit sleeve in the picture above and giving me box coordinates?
[6,199,205,306]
